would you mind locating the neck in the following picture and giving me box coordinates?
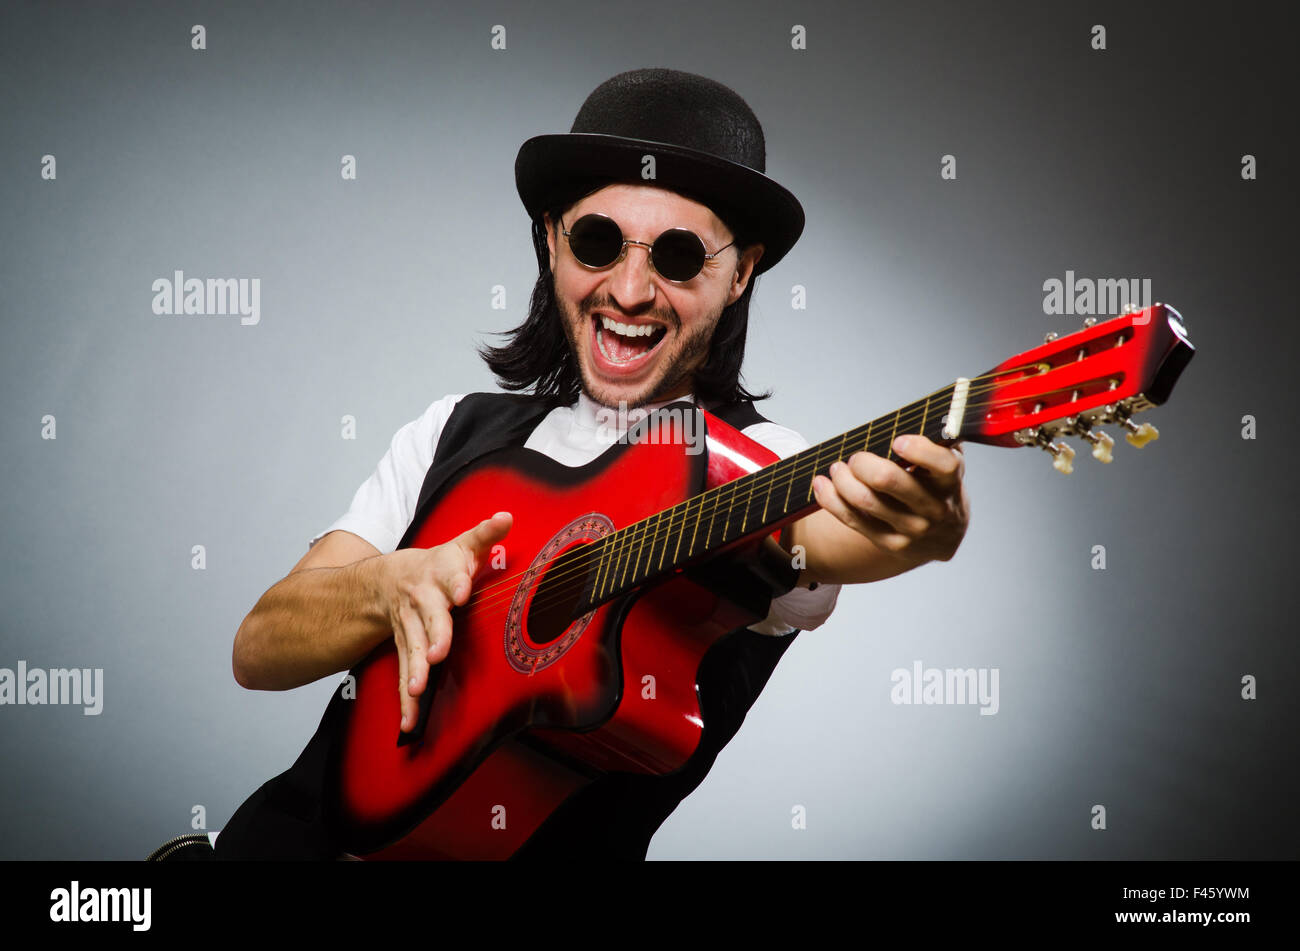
[540,382,961,619]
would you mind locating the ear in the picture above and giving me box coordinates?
[543,212,557,273]
[725,243,765,306]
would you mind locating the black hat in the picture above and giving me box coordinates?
[515,68,804,276]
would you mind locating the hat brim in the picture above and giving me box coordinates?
[516,133,804,276]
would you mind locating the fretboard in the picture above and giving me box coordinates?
[554,384,958,614]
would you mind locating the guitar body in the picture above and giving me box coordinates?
[324,409,778,859]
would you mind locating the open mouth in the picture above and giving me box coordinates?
[591,313,669,370]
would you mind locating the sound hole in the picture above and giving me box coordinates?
[526,543,597,646]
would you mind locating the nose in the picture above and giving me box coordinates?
[606,241,657,310]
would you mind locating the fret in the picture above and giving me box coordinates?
[626,512,650,587]
[686,492,702,560]
[657,509,672,580]
[704,484,720,549]
[592,534,610,602]
[734,476,748,535]
[737,464,758,534]
[604,519,638,600]
[720,481,741,547]
[612,528,632,596]
[730,477,750,544]
[599,532,620,601]
[758,464,770,524]
[740,476,759,536]
[782,452,796,513]
[730,483,748,544]
[599,530,615,599]
[657,501,677,572]
[618,516,644,589]
[635,511,654,585]
[675,494,694,563]
[611,524,633,598]
[885,408,901,461]
[738,478,759,545]
[641,509,664,582]
[765,457,787,522]
[752,462,774,532]
[709,484,727,545]
[804,446,818,503]
[760,454,784,524]
[815,443,836,500]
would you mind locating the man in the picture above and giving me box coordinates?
[217,68,969,860]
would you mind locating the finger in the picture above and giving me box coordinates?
[411,585,455,665]
[452,512,513,578]
[433,556,475,609]
[890,436,963,492]
[399,598,431,699]
[393,618,412,732]
[397,602,429,730]
[829,460,931,538]
[912,449,965,501]
[846,452,947,524]
[812,473,912,555]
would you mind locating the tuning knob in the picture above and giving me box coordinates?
[1082,429,1115,463]
[1043,440,1075,474]
[1122,419,1159,448]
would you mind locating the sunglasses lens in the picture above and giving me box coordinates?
[568,216,709,281]
[652,230,707,282]
[568,215,623,268]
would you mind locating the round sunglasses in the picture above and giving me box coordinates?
[560,213,736,283]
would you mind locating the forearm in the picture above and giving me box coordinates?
[232,555,395,691]
[784,509,922,586]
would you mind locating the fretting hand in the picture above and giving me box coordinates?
[811,435,969,567]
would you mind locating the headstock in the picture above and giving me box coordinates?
[953,304,1194,473]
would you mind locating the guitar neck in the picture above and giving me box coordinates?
[579,383,960,609]
[528,305,1193,628]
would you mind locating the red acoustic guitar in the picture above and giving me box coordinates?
[317,304,1193,859]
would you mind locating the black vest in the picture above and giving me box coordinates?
[215,392,800,860]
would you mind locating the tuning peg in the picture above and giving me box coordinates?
[1081,429,1115,463]
[1043,440,1075,474]
[1121,419,1159,448]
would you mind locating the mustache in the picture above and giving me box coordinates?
[581,294,679,333]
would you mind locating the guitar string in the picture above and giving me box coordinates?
[433,360,1049,611]
[453,384,1099,626]
[450,370,1120,623]
[427,365,1029,614]
[444,372,1117,625]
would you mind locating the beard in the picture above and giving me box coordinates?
[556,287,720,410]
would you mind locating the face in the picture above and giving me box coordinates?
[544,183,764,410]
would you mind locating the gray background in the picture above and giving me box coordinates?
[1,0,1295,859]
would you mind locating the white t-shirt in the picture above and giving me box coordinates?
[312,391,840,636]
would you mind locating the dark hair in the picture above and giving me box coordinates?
[478,192,770,409]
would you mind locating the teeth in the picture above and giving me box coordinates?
[600,315,659,338]
[597,327,637,364]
